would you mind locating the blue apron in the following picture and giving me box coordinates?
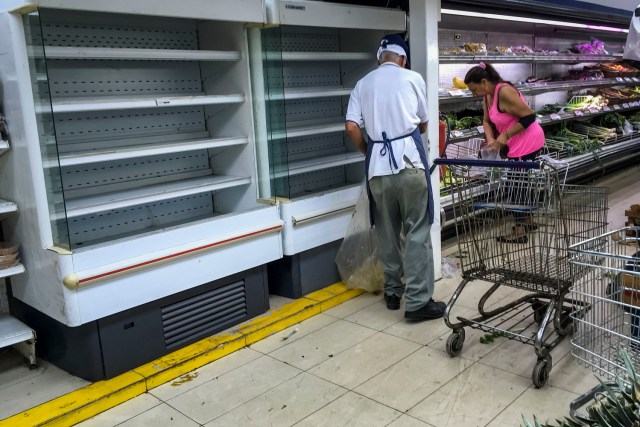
[364,127,434,227]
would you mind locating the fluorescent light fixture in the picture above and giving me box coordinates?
[441,8,629,33]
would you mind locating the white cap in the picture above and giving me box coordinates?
[377,44,407,61]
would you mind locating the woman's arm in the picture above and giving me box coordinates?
[496,85,536,146]
[482,97,497,147]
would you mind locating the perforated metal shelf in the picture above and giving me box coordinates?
[275,86,353,100]
[277,52,373,61]
[44,46,241,62]
[65,175,251,218]
[58,136,249,167]
[287,152,364,176]
[52,94,245,114]
[277,121,346,139]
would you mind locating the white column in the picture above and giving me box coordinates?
[410,0,442,278]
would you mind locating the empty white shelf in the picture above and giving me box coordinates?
[283,121,346,139]
[58,136,249,167]
[0,264,25,281]
[52,94,245,114]
[44,46,241,61]
[274,86,353,100]
[278,52,374,61]
[0,199,18,216]
[65,175,251,218]
[0,313,33,349]
[288,152,364,176]
[0,140,9,157]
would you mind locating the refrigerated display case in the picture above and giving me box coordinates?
[0,1,282,380]
[250,0,408,297]
[437,2,639,227]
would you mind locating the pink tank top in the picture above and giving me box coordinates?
[488,83,544,158]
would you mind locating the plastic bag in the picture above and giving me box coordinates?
[625,7,640,61]
[624,119,634,135]
[441,257,459,278]
[335,181,384,292]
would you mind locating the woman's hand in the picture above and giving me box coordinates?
[496,132,509,147]
[486,137,500,151]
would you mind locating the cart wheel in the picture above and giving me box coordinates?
[531,300,547,324]
[446,331,465,357]
[532,357,552,388]
[556,306,574,336]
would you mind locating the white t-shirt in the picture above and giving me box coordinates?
[345,62,428,179]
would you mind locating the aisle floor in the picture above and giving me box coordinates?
[75,281,599,427]
[0,164,638,426]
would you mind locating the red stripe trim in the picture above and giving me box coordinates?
[78,225,282,284]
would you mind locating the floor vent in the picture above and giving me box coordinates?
[161,280,247,349]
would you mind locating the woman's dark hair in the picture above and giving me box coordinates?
[464,62,503,85]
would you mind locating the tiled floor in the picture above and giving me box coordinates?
[0,164,638,426]
[75,280,600,427]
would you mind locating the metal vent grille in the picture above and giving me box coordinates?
[162,280,248,349]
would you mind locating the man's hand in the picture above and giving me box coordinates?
[345,121,367,154]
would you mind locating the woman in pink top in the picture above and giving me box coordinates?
[464,62,545,243]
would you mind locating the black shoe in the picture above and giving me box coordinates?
[496,234,528,244]
[404,299,446,320]
[384,293,401,310]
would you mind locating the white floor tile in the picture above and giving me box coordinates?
[448,280,518,311]
[166,355,300,424]
[323,293,383,319]
[117,402,199,427]
[384,316,452,346]
[354,347,473,413]
[0,357,89,419]
[268,320,377,371]
[295,392,401,427]
[409,363,530,427]
[548,353,601,395]
[387,414,434,427]
[204,372,346,427]
[486,385,578,427]
[150,347,263,401]
[76,393,162,427]
[345,300,405,331]
[478,329,571,380]
[250,314,338,354]
[309,332,421,389]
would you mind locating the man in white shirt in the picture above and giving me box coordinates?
[345,35,445,321]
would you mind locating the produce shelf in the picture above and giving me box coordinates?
[440,54,621,64]
[268,86,353,100]
[440,78,640,104]
[275,52,373,61]
[287,152,363,176]
[447,102,640,143]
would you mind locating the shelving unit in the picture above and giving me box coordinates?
[0,3,281,381]
[249,2,406,297]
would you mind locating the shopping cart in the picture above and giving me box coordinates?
[568,227,640,421]
[433,157,608,387]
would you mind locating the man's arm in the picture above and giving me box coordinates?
[419,122,427,134]
[346,121,367,154]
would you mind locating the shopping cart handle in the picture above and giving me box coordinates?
[433,158,541,169]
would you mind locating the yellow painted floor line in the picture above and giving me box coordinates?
[0,283,365,427]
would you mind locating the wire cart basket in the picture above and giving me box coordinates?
[434,156,608,387]
[568,227,640,420]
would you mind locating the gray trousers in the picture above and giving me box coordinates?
[369,168,434,312]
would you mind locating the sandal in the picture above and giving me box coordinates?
[497,234,528,244]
